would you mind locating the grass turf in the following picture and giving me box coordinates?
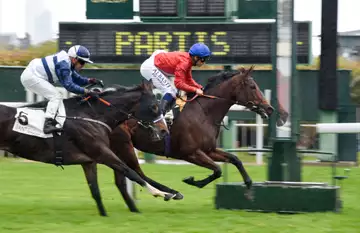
[0,158,358,233]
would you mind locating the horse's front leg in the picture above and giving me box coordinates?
[110,138,183,202]
[113,171,140,213]
[94,145,175,201]
[81,162,107,216]
[182,149,222,188]
[207,149,254,200]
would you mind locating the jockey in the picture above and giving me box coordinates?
[20,45,102,134]
[140,42,211,121]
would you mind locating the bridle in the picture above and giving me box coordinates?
[179,78,264,109]
[178,76,270,122]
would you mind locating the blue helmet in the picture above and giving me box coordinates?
[68,45,93,63]
[189,43,212,58]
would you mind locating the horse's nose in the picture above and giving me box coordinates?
[267,106,274,115]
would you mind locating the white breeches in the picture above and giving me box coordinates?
[20,60,64,119]
[140,50,178,98]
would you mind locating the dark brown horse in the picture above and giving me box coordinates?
[2,81,174,216]
[106,67,289,212]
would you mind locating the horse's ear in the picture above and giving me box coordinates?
[141,79,153,92]
[248,65,255,73]
[242,65,255,78]
[238,67,246,73]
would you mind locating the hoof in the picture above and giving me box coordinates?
[130,209,141,213]
[182,176,195,185]
[164,193,176,201]
[173,192,184,200]
[245,179,253,189]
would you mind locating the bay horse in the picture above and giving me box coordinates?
[106,66,289,212]
[1,81,174,216]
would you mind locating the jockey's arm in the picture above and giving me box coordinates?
[174,67,202,93]
[71,70,90,86]
[186,69,203,89]
[56,61,86,94]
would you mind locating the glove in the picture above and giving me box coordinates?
[88,78,104,87]
[195,88,204,96]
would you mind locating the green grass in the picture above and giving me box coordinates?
[138,151,320,163]
[0,158,359,233]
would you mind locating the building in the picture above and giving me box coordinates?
[25,0,52,45]
[337,29,360,61]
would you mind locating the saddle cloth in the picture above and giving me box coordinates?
[12,104,66,138]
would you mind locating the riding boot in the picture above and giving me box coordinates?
[160,94,176,128]
[173,105,180,120]
[43,118,62,134]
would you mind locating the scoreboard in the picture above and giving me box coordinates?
[139,0,178,17]
[139,0,226,17]
[59,22,311,64]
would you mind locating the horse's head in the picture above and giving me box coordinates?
[135,80,169,140]
[202,67,274,119]
[97,81,169,141]
[228,66,274,119]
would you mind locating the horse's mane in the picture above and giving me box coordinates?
[203,66,254,91]
[204,71,240,91]
[20,84,144,109]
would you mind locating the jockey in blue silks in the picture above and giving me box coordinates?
[20,45,102,134]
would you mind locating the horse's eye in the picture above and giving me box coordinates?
[150,104,158,113]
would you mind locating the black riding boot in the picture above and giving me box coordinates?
[160,98,175,115]
[172,105,180,120]
[43,118,62,134]
[160,98,176,127]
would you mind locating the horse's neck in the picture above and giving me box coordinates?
[65,93,139,128]
[200,82,235,124]
[201,98,233,124]
[103,95,139,125]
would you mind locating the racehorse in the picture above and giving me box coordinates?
[0,81,174,216]
[107,66,290,212]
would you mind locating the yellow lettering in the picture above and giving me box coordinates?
[211,32,230,56]
[154,32,172,51]
[115,32,134,55]
[194,32,208,44]
[134,32,153,55]
[173,32,191,51]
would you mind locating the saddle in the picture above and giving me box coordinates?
[12,106,66,168]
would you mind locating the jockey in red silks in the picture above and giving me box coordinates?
[140,43,212,123]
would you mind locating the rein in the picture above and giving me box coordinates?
[178,93,264,130]
[179,94,241,105]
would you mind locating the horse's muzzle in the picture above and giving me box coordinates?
[151,128,169,141]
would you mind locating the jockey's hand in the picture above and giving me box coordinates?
[88,78,104,87]
[195,88,204,96]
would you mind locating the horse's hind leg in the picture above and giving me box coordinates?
[182,149,222,188]
[114,171,140,213]
[82,162,107,216]
[207,149,254,200]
